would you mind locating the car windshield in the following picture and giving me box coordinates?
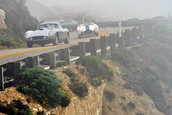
[39,23,60,29]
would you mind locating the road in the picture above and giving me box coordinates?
[0,27,132,65]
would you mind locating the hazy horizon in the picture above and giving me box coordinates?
[32,0,172,20]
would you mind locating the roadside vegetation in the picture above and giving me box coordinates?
[76,56,114,86]
[17,66,71,108]
[104,90,115,102]
[63,68,88,98]
[0,100,32,115]
[56,61,68,67]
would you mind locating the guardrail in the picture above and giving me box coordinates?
[0,26,148,91]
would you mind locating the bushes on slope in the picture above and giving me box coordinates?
[17,66,70,108]
[76,56,114,84]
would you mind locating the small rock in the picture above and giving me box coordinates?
[38,107,43,111]
[33,108,38,112]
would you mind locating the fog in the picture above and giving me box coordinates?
[33,0,172,20]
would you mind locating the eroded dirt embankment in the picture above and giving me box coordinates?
[0,65,105,115]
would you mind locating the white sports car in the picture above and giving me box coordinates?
[77,22,99,38]
[25,22,70,48]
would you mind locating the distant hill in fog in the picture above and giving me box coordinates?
[26,0,56,21]
[26,0,104,22]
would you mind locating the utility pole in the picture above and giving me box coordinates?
[82,17,85,24]
[118,20,122,37]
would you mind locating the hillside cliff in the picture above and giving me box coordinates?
[0,0,37,48]
[0,65,105,115]
[0,62,165,115]
[0,9,6,29]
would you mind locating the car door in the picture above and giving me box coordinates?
[55,24,64,42]
[59,24,68,41]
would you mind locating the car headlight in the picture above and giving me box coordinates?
[28,38,32,40]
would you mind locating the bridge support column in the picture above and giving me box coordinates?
[42,53,50,66]
[85,42,91,52]
[116,35,123,49]
[11,61,21,79]
[132,28,138,41]
[64,48,70,64]
[109,34,115,56]
[78,42,85,57]
[90,39,97,56]
[49,52,56,69]
[0,66,4,91]
[26,56,40,68]
[100,36,107,56]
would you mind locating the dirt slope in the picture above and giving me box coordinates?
[102,61,164,115]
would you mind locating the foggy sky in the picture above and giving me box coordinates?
[35,0,172,20]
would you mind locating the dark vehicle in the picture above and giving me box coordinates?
[60,19,78,31]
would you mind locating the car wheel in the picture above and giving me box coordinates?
[27,42,33,48]
[64,34,70,44]
[53,36,58,45]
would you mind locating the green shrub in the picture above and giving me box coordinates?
[104,90,115,101]
[127,102,136,110]
[68,81,88,98]
[136,113,145,115]
[17,66,70,107]
[91,76,103,86]
[59,88,71,108]
[63,69,77,82]
[123,83,132,89]
[122,106,127,111]
[56,62,68,67]
[133,86,143,96]
[0,100,32,115]
[76,56,114,81]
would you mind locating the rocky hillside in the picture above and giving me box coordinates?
[110,23,172,115]
[0,58,167,115]
[102,61,163,115]
[0,0,37,48]
[0,64,105,115]
[0,9,6,29]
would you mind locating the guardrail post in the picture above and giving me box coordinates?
[90,39,97,56]
[64,48,70,64]
[106,36,111,46]
[109,34,115,56]
[100,36,107,56]
[85,42,91,52]
[78,42,85,57]
[116,35,123,48]
[49,52,56,69]
[0,66,4,91]
[132,28,138,41]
